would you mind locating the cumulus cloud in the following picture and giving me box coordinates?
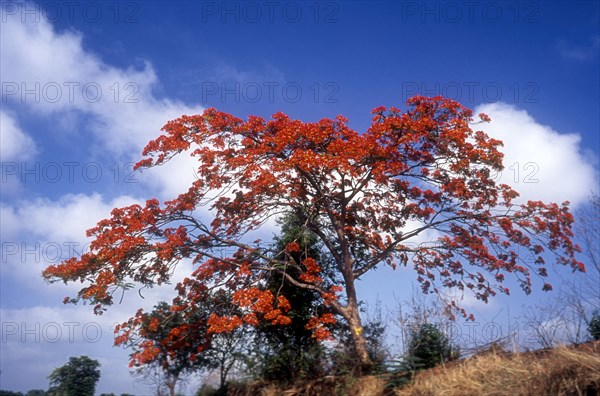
[1,9,203,156]
[0,110,36,161]
[0,191,198,394]
[0,8,211,201]
[138,151,204,200]
[1,191,197,307]
[2,193,138,241]
[474,103,598,207]
[0,193,139,285]
[0,303,159,395]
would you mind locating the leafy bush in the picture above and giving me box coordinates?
[588,310,600,340]
[385,322,455,391]
[407,323,453,370]
[195,384,218,396]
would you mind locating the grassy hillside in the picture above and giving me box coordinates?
[395,341,600,396]
[226,341,600,396]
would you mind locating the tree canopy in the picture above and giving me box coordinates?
[43,96,583,370]
[47,356,100,396]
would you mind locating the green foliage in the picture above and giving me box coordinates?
[589,310,600,340]
[47,356,101,396]
[25,391,48,396]
[384,356,421,391]
[195,384,218,396]
[260,343,324,383]
[255,213,329,383]
[329,305,388,376]
[0,391,24,396]
[407,323,452,370]
[383,322,455,392]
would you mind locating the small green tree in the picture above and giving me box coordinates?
[123,292,248,395]
[255,213,331,383]
[588,311,600,340]
[47,356,101,396]
[126,300,214,396]
[194,384,218,396]
[407,323,452,370]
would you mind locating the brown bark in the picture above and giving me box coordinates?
[347,299,373,372]
[166,375,177,396]
[341,267,374,372]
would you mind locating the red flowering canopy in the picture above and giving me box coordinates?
[43,96,583,368]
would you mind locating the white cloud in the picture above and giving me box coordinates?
[474,103,598,206]
[0,191,199,394]
[557,35,600,61]
[2,193,138,241]
[0,203,21,240]
[1,7,212,203]
[0,110,36,161]
[1,191,197,305]
[0,304,150,395]
[1,9,204,156]
[1,193,139,283]
[139,151,203,199]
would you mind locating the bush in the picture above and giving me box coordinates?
[588,310,600,340]
[407,322,453,370]
[385,322,455,392]
[25,391,47,396]
[195,384,218,396]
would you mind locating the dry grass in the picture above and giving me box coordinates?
[227,375,387,396]
[227,341,600,396]
[395,341,600,396]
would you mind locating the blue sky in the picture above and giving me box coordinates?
[1,1,599,394]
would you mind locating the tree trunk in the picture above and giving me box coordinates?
[323,209,375,371]
[339,260,374,372]
[167,375,177,396]
[220,360,227,390]
[346,297,374,372]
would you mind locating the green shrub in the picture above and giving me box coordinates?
[588,310,600,340]
[407,322,453,370]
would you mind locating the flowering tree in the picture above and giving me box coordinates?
[124,300,211,396]
[43,96,583,370]
[124,291,245,394]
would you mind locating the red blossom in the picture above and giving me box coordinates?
[42,96,584,365]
